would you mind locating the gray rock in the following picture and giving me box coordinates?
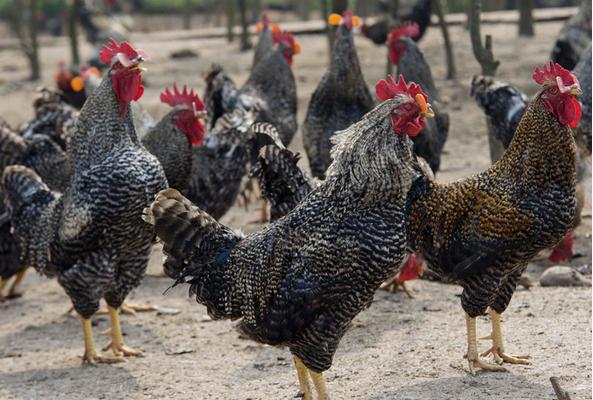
[539,266,592,287]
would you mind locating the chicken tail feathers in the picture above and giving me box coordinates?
[2,165,51,214]
[142,188,243,283]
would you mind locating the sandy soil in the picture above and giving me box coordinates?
[0,18,591,400]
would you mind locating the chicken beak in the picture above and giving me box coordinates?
[570,87,582,96]
[415,93,434,118]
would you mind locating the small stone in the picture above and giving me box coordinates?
[540,266,592,287]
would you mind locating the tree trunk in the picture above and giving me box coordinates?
[433,0,456,79]
[518,0,534,37]
[469,0,499,76]
[238,0,252,51]
[297,0,310,21]
[183,0,192,30]
[386,0,399,76]
[225,0,235,42]
[322,0,332,55]
[29,0,40,80]
[68,0,81,66]
[251,0,262,24]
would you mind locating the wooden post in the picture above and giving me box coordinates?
[386,0,399,76]
[469,0,499,76]
[68,0,81,66]
[183,0,192,30]
[518,0,534,37]
[433,0,455,79]
[225,0,235,42]
[238,0,252,50]
[29,0,39,80]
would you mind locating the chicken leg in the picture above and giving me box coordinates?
[465,314,506,375]
[293,356,313,400]
[382,275,414,298]
[80,317,123,364]
[6,269,27,298]
[309,370,330,400]
[479,308,530,365]
[102,305,144,357]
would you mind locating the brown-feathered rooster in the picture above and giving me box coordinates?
[204,29,299,146]
[388,22,449,173]
[142,84,206,193]
[405,62,581,374]
[144,75,433,398]
[303,10,374,179]
[550,0,591,71]
[2,39,167,364]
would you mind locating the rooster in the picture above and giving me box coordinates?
[204,29,299,146]
[2,39,167,364]
[470,76,528,163]
[573,45,591,152]
[550,0,591,70]
[253,14,280,68]
[361,0,432,45]
[303,10,374,179]
[143,75,433,398]
[142,84,206,193]
[388,21,449,173]
[405,62,580,374]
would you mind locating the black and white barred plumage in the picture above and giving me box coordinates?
[303,23,374,179]
[2,73,167,319]
[145,96,422,373]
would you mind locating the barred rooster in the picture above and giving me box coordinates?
[2,39,167,364]
[204,29,299,146]
[360,0,432,45]
[303,10,374,179]
[406,62,580,374]
[253,14,280,68]
[142,84,206,193]
[550,0,591,70]
[144,75,433,398]
[388,22,449,173]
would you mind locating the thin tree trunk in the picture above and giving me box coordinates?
[386,0,399,76]
[433,0,456,79]
[29,0,40,80]
[469,0,499,76]
[251,0,262,24]
[297,0,310,21]
[225,0,235,42]
[68,0,81,65]
[322,0,332,55]
[183,0,192,30]
[238,0,252,51]
[518,0,534,37]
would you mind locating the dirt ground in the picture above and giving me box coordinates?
[0,17,591,400]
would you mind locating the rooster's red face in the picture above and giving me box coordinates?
[272,30,300,65]
[160,83,206,146]
[533,61,582,128]
[100,38,148,118]
[387,22,420,65]
[398,253,425,282]
[376,74,433,137]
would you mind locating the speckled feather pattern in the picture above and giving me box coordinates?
[303,24,374,179]
[147,98,421,373]
[396,37,449,173]
[406,95,577,318]
[3,74,167,318]
[573,45,591,151]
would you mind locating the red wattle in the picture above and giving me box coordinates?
[548,232,574,263]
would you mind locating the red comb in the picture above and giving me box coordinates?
[272,30,295,46]
[388,21,420,43]
[532,61,579,92]
[262,14,270,27]
[99,38,147,66]
[160,83,205,111]
[375,74,429,103]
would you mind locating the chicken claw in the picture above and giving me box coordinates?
[465,314,506,375]
[479,308,530,365]
[80,316,124,365]
[102,306,144,358]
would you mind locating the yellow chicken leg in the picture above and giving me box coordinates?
[80,317,123,365]
[7,269,27,298]
[465,314,506,375]
[480,308,530,365]
[95,302,157,316]
[294,356,313,400]
[0,278,7,299]
[102,306,144,357]
[309,369,330,400]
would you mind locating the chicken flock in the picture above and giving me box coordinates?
[0,7,590,400]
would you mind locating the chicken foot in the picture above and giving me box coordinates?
[292,356,330,399]
[80,316,124,365]
[102,306,144,357]
[0,269,28,300]
[381,276,414,298]
[465,314,506,375]
[479,308,530,365]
